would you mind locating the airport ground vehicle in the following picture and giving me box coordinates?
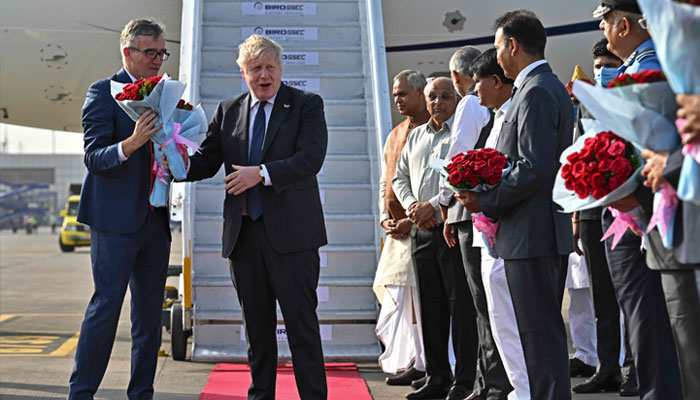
[58,195,90,252]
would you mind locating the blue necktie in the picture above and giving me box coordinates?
[246,100,266,220]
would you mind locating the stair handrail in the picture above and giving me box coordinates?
[178,0,203,330]
[365,0,392,173]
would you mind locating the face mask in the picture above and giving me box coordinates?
[594,66,618,88]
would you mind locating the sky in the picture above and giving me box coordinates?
[0,123,84,154]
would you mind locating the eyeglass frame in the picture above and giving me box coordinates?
[128,47,170,61]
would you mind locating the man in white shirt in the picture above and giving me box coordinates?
[439,46,509,400]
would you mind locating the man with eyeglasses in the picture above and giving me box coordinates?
[393,77,474,400]
[68,19,172,400]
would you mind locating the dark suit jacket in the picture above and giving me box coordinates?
[78,68,157,233]
[478,63,574,259]
[186,84,328,258]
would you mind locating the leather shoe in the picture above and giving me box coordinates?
[619,365,639,397]
[411,376,427,389]
[572,372,622,393]
[386,367,426,386]
[465,394,485,400]
[405,383,450,400]
[446,384,470,400]
[569,357,596,377]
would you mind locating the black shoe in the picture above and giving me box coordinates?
[445,384,470,400]
[386,367,427,386]
[572,372,622,393]
[569,357,596,377]
[619,365,639,397]
[405,383,450,400]
[411,376,427,389]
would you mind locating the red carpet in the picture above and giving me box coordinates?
[198,362,373,400]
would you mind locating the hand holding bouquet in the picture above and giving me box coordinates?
[431,148,511,257]
[111,74,207,207]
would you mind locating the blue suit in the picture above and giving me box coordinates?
[69,68,171,400]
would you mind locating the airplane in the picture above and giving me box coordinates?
[0,0,604,133]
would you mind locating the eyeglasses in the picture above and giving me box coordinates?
[638,16,649,30]
[129,47,170,61]
[427,93,455,102]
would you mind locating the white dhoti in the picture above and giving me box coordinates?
[374,236,426,374]
[566,250,598,367]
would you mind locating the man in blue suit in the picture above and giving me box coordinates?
[68,19,171,400]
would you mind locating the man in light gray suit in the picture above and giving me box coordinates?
[456,10,574,400]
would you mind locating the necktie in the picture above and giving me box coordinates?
[511,86,518,98]
[246,100,266,220]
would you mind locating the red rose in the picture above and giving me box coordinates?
[574,181,590,199]
[115,92,126,100]
[567,152,580,164]
[488,174,501,185]
[488,156,507,170]
[607,140,626,157]
[609,174,627,190]
[592,187,609,200]
[565,178,576,191]
[594,138,609,153]
[579,147,594,162]
[482,148,499,158]
[572,161,587,178]
[561,164,572,178]
[580,172,592,185]
[610,157,632,176]
[473,160,486,173]
[586,161,599,173]
[451,153,466,164]
[590,172,605,188]
[178,99,185,108]
[449,171,462,186]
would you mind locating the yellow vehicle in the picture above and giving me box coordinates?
[59,195,90,252]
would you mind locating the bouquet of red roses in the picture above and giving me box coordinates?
[432,148,511,257]
[111,73,207,207]
[606,70,666,88]
[560,131,641,200]
[554,119,644,213]
[442,148,509,190]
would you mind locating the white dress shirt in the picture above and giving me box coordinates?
[473,97,511,248]
[438,94,491,206]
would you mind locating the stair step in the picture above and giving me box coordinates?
[202,47,362,74]
[195,309,376,323]
[200,72,365,100]
[201,98,367,127]
[203,1,360,24]
[202,23,361,48]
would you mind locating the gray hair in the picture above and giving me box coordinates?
[613,10,644,30]
[120,19,165,51]
[424,76,458,96]
[393,69,428,92]
[449,46,482,76]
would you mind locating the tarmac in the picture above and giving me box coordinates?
[1,229,621,399]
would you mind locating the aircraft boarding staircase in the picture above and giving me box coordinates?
[177,0,392,361]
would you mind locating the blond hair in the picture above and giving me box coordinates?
[236,35,283,70]
[120,19,165,52]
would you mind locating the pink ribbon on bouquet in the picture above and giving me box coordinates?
[152,159,170,184]
[471,212,499,250]
[645,182,678,238]
[600,208,645,250]
[160,122,201,154]
[677,118,700,163]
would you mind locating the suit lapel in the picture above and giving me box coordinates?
[261,85,292,159]
[236,94,251,164]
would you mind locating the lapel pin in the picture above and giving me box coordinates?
[283,103,290,108]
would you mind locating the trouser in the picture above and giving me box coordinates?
[455,222,511,400]
[412,224,477,388]
[602,211,683,400]
[68,209,170,400]
[230,217,327,400]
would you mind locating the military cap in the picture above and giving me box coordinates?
[593,0,642,18]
